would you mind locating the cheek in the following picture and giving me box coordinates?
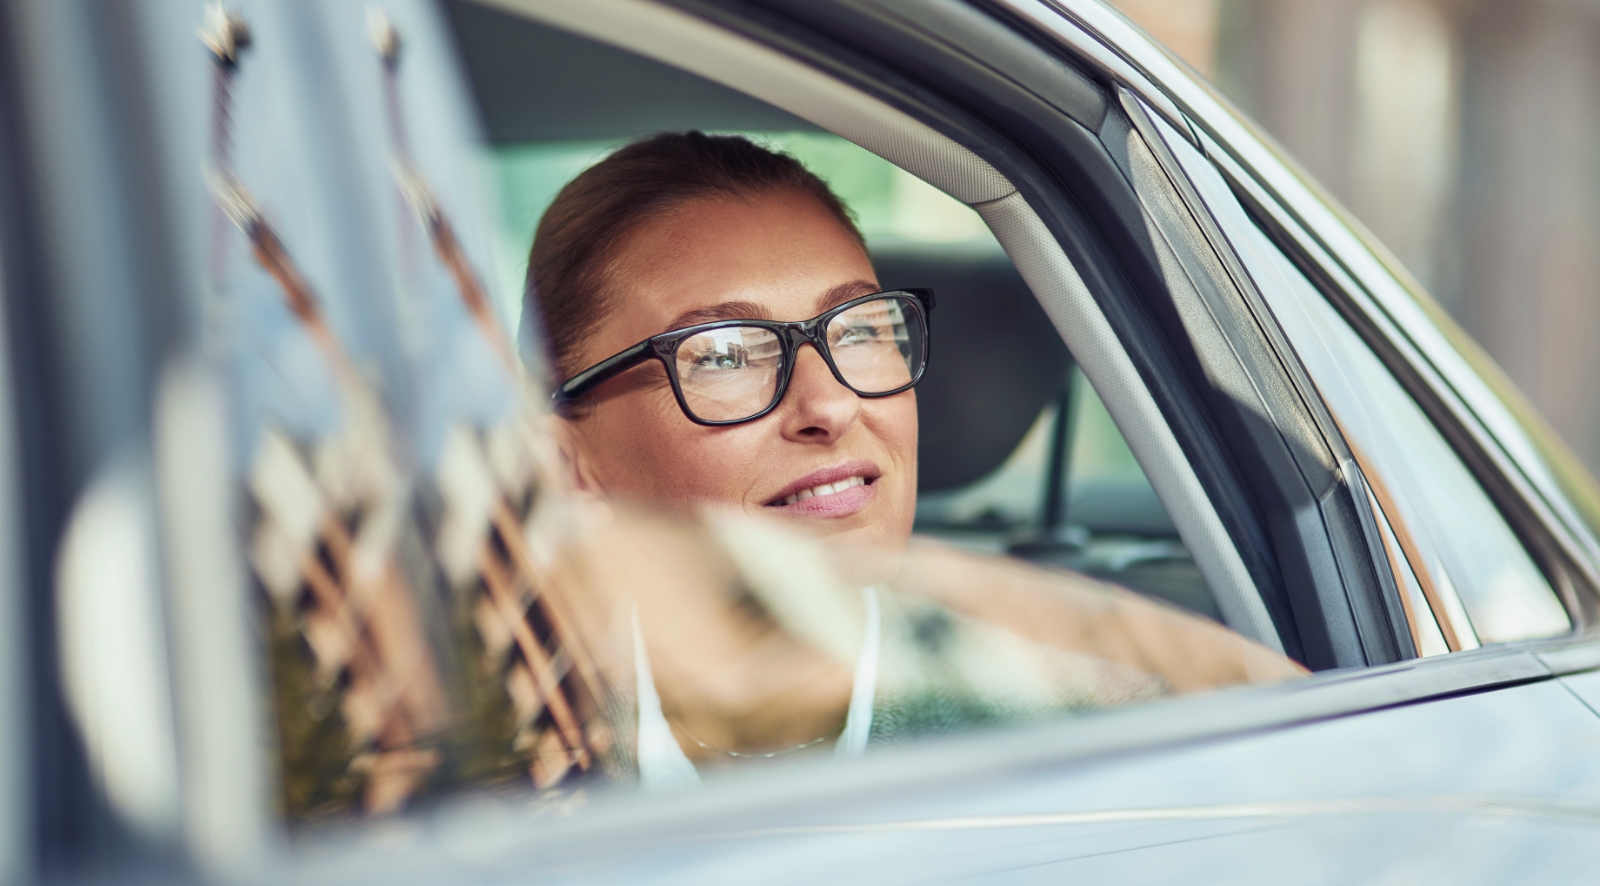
[868,393,920,470]
[582,398,767,508]
[861,393,920,518]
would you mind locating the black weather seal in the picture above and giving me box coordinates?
[1116,90,1411,667]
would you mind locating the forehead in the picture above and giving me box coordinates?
[600,188,877,341]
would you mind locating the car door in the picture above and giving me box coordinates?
[12,0,1600,882]
[435,0,1600,878]
[522,1,1600,879]
[322,0,1600,879]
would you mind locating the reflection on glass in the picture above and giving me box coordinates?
[1297,267,1563,644]
[205,7,618,826]
[539,508,1304,785]
[202,7,457,821]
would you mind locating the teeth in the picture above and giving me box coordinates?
[780,475,866,506]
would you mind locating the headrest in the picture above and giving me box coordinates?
[874,245,1071,491]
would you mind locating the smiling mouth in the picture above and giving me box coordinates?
[771,475,873,507]
[764,463,882,509]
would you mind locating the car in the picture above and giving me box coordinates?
[6,0,1600,882]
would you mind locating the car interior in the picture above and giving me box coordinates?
[446,1,1222,623]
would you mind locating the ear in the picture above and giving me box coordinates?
[549,416,603,494]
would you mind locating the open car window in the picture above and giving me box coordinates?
[91,0,1309,851]
[467,9,1220,628]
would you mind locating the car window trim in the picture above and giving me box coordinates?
[1200,135,1600,634]
[700,0,1442,667]
[1110,92,1413,666]
[991,0,1600,657]
[992,0,1600,629]
[1150,90,1586,646]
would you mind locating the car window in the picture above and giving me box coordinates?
[463,3,1297,781]
[490,130,1217,623]
[1151,115,1570,647]
[462,11,1223,629]
[130,0,1308,845]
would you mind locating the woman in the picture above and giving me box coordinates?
[528,133,1301,786]
[534,132,915,557]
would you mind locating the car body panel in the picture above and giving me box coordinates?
[354,678,1600,883]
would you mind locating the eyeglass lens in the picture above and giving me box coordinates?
[671,294,924,423]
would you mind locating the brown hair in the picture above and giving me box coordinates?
[525,131,866,380]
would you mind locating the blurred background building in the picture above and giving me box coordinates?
[1112,0,1600,476]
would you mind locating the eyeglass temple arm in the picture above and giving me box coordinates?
[552,341,655,407]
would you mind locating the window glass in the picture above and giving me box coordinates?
[1154,118,1569,646]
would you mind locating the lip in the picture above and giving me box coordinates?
[764,460,881,519]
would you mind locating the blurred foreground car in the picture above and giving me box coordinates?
[5,0,1600,883]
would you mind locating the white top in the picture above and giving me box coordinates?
[633,586,882,790]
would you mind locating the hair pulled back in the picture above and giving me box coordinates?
[526,131,865,380]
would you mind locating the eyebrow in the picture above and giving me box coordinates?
[658,280,883,335]
[816,279,883,312]
[659,300,767,333]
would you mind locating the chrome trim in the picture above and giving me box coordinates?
[696,795,1600,839]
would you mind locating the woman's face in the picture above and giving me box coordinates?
[561,186,917,554]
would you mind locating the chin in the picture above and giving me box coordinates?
[827,528,909,587]
[795,508,914,578]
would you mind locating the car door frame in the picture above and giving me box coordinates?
[998,0,1600,637]
[678,0,1426,669]
[717,0,1600,662]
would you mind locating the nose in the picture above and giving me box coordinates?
[777,344,860,443]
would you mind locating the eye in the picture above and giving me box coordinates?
[833,321,881,347]
[697,344,749,370]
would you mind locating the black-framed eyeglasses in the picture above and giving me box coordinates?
[553,289,934,426]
